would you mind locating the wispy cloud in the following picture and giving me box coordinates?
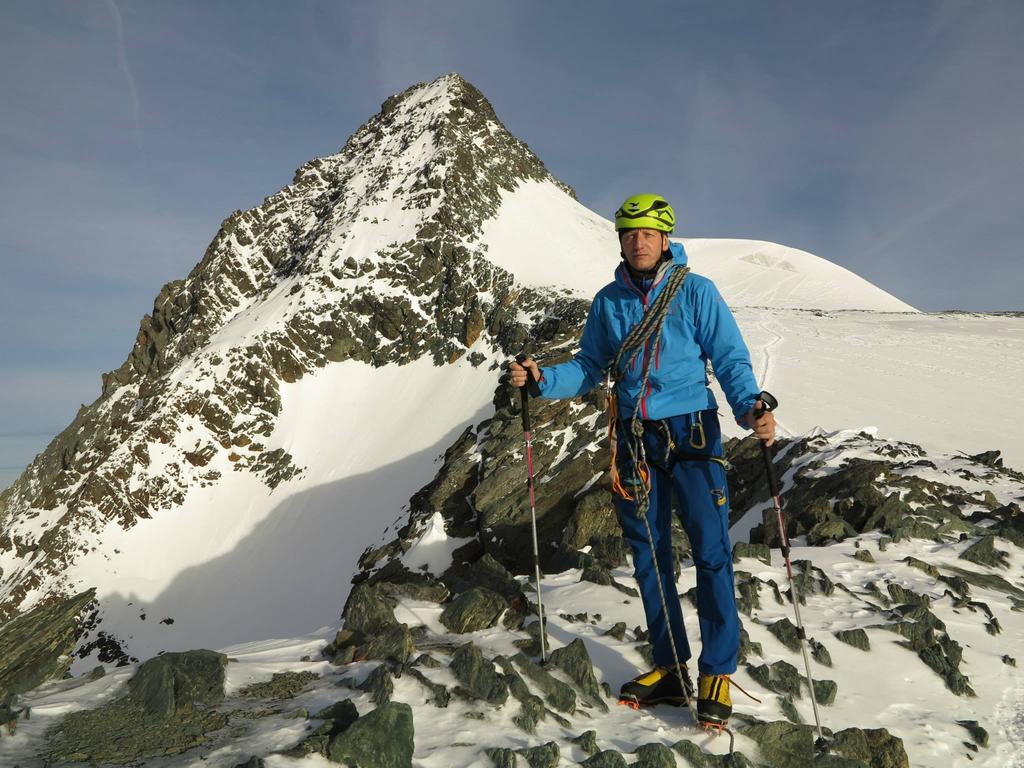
[104,0,141,141]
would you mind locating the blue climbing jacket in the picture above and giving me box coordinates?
[538,241,761,424]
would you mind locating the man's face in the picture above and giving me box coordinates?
[620,228,668,272]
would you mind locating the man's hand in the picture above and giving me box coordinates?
[744,399,776,446]
[508,357,540,388]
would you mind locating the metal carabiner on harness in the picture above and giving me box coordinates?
[689,411,707,450]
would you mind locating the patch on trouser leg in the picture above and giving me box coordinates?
[711,488,727,507]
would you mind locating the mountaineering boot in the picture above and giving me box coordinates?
[618,664,693,708]
[697,674,732,730]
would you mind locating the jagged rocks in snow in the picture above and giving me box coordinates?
[440,586,507,633]
[406,666,450,708]
[748,661,804,699]
[633,742,676,768]
[830,727,910,768]
[327,701,414,768]
[511,652,576,714]
[766,617,805,652]
[955,719,989,748]
[358,663,394,707]
[582,750,628,767]
[516,741,560,768]
[286,698,360,757]
[127,649,227,719]
[46,650,228,762]
[733,541,772,565]
[572,729,599,757]
[833,628,871,651]
[362,624,416,665]
[546,638,608,712]
[450,643,509,706]
[493,656,545,733]
[959,534,1010,568]
[738,720,816,768]
[485,747,516,767]
[238,670,319,700]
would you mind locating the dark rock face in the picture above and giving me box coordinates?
[238,670,319,700]
[831,727,910,768]
[287,699,360,757]
[583,750,628,768]
[126,649,228,718]
[834,628,870,651]
[46,649,229,762]
[633,742,676,768]
[767,617,804,652]
[573,729,599,756]
[328,701,414,768]
[959,535,1009,568]
[439,586,507,633]
[739,720,815,768]
[517,741,560,768]
[0,589,95,701]
[748,661,803,699]
[450,642,509,706]
[547,638,608,712]
[512,652,576,713]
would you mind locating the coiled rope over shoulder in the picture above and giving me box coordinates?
[607,264,690,512]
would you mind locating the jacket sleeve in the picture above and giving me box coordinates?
[537,295,614,399]
[691,278,761,424]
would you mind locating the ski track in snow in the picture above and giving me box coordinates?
[753,317,794,439]
[995,681,1024,768]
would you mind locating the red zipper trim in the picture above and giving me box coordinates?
[639,292,652,418]
[620,264,646,301]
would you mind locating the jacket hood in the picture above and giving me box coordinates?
[668,240,689,267]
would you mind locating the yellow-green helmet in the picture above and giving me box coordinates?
[614,193,675,233]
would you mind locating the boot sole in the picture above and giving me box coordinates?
[618,694,690,709]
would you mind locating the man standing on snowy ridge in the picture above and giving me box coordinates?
[509,193,776,731]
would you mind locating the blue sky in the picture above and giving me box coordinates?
[2,1,1023,489]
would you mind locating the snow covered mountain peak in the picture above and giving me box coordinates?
[0,72,574,626]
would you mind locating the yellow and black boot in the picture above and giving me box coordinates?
[697,674,732,730]
[618,664,693,709]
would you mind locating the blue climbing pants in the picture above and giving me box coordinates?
[614,409,739,675]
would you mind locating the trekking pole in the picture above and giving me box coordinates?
[517,355,548,663]
[756,391,826,747]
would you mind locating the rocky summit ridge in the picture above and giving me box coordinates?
[0,73,580,623]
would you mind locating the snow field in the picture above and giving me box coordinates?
[713,309,1024,471]
[66,355,502,667]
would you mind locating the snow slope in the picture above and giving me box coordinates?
[481,179,916,312]
[64,355,503,662]
[716,309,1024,471]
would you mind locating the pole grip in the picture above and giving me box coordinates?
[516,354,540,434]
[755,390,780,497]
[516,354,540,431]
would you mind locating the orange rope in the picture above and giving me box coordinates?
[608,391,649,501]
